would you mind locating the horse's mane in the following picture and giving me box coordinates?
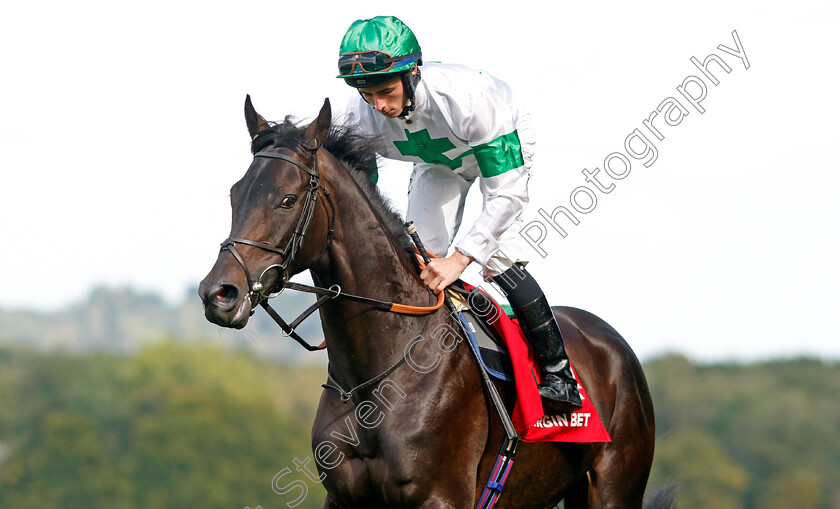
[250,116,416,257]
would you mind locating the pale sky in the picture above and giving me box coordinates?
[1,1,838,362]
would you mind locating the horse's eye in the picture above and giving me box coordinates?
[277,194,298,209]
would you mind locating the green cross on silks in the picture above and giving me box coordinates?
[393,129,473,170]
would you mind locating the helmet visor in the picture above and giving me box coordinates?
[338,51,421,76]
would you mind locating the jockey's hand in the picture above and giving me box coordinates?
[420,250,475,295]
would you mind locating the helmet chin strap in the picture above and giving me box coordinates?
[398,66,422,118]
[354,66,422,118]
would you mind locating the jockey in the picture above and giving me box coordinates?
[337,16,582,412]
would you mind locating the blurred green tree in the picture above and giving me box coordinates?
[0,342,326,509]
[0,410,131,509]
[650,428,749,509]
[756,470,824,509]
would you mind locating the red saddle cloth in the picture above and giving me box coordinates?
[463,284,611,443]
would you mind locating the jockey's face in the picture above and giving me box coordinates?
[358,75,407,118]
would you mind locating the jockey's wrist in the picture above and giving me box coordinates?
[453,249,475,266]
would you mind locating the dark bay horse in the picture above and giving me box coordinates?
[199,97,659,508]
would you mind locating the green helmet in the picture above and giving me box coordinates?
[337,16,422,88]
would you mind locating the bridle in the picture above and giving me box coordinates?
[217,142,343,353]
[220,142,335,306]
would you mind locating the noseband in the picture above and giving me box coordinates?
[220,143,335,302]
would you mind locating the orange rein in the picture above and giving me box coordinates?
[388,249,445,315]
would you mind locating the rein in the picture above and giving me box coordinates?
[254,271,443,353]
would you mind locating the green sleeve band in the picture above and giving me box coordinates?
[473,130,525,178]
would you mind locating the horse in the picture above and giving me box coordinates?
[198,96,661,508]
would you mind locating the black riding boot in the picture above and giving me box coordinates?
[491,264,583,412]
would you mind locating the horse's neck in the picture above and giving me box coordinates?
[309,169,434,374]
[313,199,420,302]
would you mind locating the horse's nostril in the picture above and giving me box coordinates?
[214,284,239,306]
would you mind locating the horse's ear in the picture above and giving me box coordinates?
[301,98,331,148]
[245,94,270,139]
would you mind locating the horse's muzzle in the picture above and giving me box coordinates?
[198,278,253,329]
